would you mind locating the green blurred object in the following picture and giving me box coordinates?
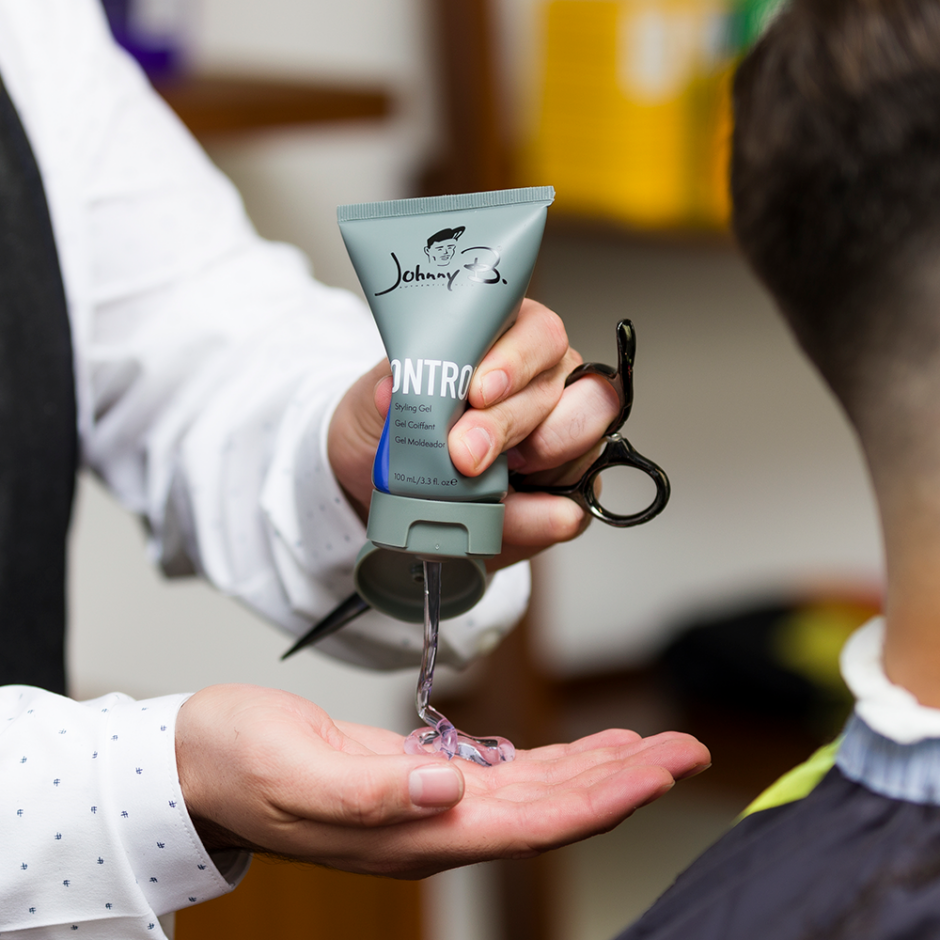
[733,0,788,51]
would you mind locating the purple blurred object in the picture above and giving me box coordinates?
[100,0,186,78]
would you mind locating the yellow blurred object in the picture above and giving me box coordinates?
[773,599,880,693]
[526,0,733,230]
[687,60,733,224]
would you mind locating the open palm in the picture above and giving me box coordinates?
[176,685,710,879]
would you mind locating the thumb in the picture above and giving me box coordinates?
[288,752,466,827]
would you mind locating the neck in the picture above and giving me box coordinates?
[881,508,940,709]
[848,360,940,709]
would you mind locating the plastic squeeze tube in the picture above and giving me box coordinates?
[337,187,554,623]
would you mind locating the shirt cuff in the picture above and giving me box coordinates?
[261,378,369,620]
[103,694,249,917]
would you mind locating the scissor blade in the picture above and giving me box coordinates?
[281,592,371,660]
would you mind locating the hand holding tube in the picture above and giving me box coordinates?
[327,298,622,570]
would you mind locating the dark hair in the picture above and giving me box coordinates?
[426,226,465,249]
[731,0,940,413]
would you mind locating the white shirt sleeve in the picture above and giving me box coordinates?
[0,0,530,671]
[0,686,248,939]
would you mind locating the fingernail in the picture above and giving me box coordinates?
[676,761,712,781]
[638,780,675,808]
[480,370,510,406]
[460,427,494,469]
[409,765,463,807]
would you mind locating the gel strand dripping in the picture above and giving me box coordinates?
[403,561,515,767]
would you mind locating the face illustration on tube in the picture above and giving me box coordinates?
[424,226,465,266]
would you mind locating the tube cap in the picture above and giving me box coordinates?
[365,490,504,558]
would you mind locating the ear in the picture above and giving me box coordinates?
[424,246,430,259]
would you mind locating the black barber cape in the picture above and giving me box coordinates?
[0,73,78,695]
[614,746,940,940]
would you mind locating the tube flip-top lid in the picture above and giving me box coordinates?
[352,490,504,622]
[353,542,487,623]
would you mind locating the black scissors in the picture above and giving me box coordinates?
[509,318,670,527]
[281,318,670,660]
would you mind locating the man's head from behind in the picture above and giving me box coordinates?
[732,0,940,468]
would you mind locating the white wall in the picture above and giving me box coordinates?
[196,0,432,86]
[194,0,441,207]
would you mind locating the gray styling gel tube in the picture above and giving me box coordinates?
[338,187,554,621]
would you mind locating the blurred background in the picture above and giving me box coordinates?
[70,1,883,939]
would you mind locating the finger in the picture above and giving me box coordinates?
[467,299,571,410]
[509,439,607,493]
[512,763,677,854]
[368,761,678,874]
[449,356,574,476]
[511,728,644,763]
[449,301,582,476]
[634,731,712,780]
[569,730,710,785]
[485,492,587,570]
[473,730,708,793]
[601,730,712,782]
[507,373,621,475]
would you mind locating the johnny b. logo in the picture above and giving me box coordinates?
[425,226,464,266]
[376,224,507,296]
